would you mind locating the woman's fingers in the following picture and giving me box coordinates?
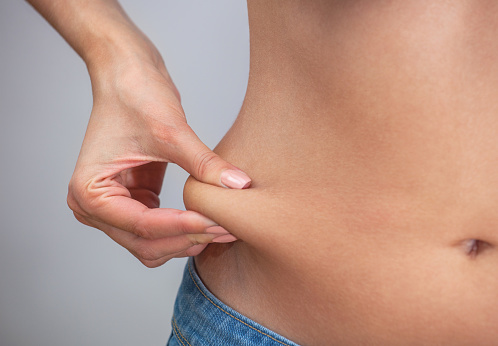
[75,210,236,267]
[139,244,211,268]
[81,190,220,240]
[62,55,251,268]
[135,244,207,268]
[104,226,218,261]
[68,162,240,267]
[128,188,160,208]
[170,125,252,189]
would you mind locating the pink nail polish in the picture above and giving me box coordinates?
[205,226,230,235]
[220,169,251,189]
[212,234,238,243]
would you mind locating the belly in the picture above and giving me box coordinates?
[183,105,498,345]
[183,1,498,344]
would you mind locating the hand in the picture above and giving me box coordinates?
[67,57,251,268]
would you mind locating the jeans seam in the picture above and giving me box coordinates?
[188,260,292,346]
[172,316,191,346]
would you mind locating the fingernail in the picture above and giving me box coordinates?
[212,234,238,243]
[205,226,230,235]
[220,169,251,189]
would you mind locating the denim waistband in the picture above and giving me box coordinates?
[168,257,300,346]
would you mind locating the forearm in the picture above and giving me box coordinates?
[26,0,162,77]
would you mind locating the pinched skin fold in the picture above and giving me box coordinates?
[184,1,498,344]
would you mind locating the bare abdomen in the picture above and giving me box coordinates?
[183,1,498,343]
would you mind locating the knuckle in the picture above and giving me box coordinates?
[131,217,153,240]
[152,116,186,145]
[155,123,180,144]
[67,192,79,213]
[67,179,84,214]
[189,238,200,246]
[176,212,193,235]
[134,241,160,262]
[187,234,204,246]
[140,258,162,269]
[192,150,219,179]
[67,175,102,214]
[72,211,90,226]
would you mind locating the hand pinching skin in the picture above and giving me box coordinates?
[27,0,251,267]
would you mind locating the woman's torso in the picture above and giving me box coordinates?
[183,1,498,344]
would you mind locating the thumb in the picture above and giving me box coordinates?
[171,127,252,189]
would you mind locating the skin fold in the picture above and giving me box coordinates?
[186,1,498,344]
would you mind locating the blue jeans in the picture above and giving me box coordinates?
[167,257,300,346]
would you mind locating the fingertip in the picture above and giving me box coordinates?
[220,169,252,189]
[205,225,230,235]
[212,234,238,243]
[185,244,208,256]
[181,210,218,231]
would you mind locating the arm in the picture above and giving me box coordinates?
[27,0,251,267]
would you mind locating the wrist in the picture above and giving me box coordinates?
[27,0,178,102]
[85,31,175,100]
[84,27,163,79]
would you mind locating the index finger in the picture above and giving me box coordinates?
[87,194,218,240]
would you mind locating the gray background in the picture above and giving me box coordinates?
[0,1,249,345]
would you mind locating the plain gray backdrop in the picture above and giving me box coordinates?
[0,1,249,345]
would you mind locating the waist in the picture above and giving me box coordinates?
[184,95,498,344]
[182,1,498,342]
